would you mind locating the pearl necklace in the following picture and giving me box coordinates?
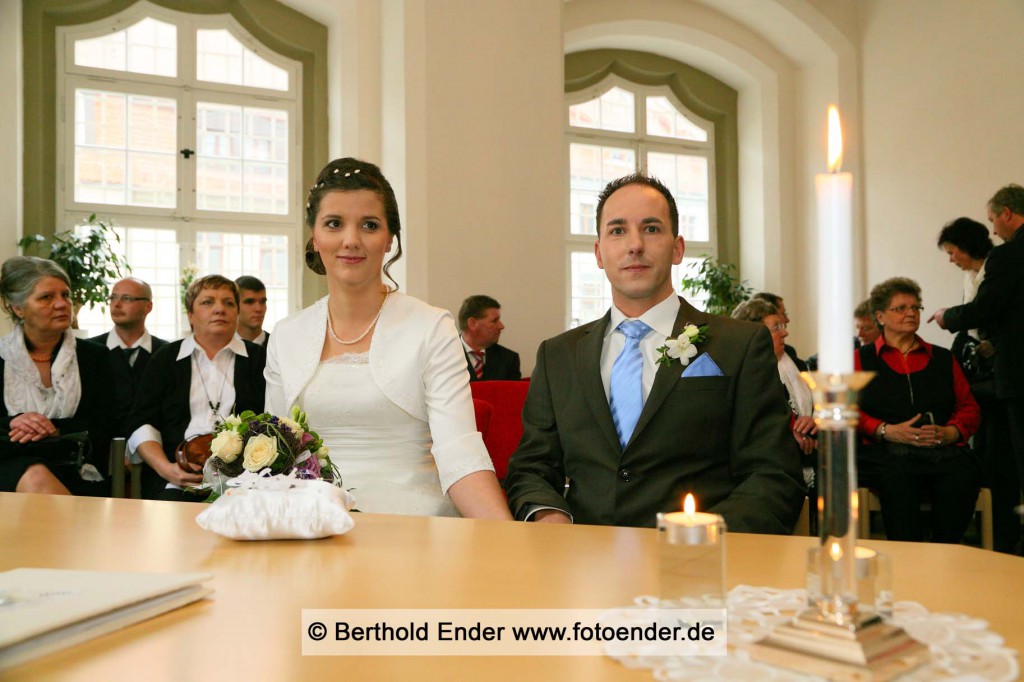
[327,290,391,345]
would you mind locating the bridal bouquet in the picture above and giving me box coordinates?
[201,406,342,499]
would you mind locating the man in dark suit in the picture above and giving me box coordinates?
[88,277,167,437]
[235,275,270,347]
[504,173,804,533]
[932,183,1024,522]
[458,295,521,381]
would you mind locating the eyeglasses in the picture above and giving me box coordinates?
[887,304,924,314]
[107,294,150,304]
[769,322,788,332]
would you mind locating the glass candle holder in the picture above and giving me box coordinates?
[657,511,727,609]
[806,545,892,617]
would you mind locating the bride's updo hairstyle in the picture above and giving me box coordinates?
[304,157,403,288]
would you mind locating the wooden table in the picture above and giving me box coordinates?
[2,493,1022,680]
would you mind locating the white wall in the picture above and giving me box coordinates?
[860,0,1024,346]
[381,0,565,373]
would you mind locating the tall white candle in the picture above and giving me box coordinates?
[815,106,854,374]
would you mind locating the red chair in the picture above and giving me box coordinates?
[472,398,493,441]
[470,380,530,481]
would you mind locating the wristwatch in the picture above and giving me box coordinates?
[878,423,888,441]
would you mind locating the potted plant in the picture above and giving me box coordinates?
[17,214,131,329]
[680,256,752,316]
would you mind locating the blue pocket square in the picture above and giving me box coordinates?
[681,352,724,378]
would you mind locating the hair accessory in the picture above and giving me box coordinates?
[353,169,361,174]
[333,168,340,173]
[327,290,391,346]
[344,172,351,177]
[306,202,310,209]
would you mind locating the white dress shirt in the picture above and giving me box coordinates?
[104,328,153,366]
[600,293,682,402]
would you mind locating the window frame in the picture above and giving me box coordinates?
[54,1,303,338]
[565,75,717,328]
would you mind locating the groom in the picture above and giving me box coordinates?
[505,173,804,533]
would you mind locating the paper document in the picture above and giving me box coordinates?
[0,568,213,672]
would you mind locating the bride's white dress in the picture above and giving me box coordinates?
[297,351,459,516]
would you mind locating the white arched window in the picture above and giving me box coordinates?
[566,76,717,327]
[57,1,301,339]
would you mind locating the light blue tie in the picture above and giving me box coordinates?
[609,319,652,449]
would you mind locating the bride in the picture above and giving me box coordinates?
[265,158,511,519]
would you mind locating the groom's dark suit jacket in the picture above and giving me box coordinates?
[504,297,804,533]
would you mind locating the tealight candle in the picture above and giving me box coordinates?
[806,545,892,617]
[657,494,727,608]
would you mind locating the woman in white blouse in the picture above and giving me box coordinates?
[265,158,510,519]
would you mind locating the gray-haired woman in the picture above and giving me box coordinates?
[0,256,114,494]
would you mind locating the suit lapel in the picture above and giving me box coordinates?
[627,298,711,449]
[234,352,252,412]
[576,311,622,454]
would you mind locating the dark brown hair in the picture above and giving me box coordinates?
[304,157,403,289]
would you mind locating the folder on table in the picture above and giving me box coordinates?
[0,568,213,672]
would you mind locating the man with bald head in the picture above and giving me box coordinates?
[89,278,168,436]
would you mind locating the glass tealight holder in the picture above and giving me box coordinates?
[657,511,727,609]
[806,545,892,618]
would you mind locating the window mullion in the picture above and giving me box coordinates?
[179,88,196,219]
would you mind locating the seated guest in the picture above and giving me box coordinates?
[854,299,880,348]
[732,298,817,487]
[88,277,167,437]
[0,257,114,494]
[505,172,804,532]
[458,295,521,381]
[126,275,265,501]
[856,276,981,543]
[751,291,803,365]
[235,275,270,347]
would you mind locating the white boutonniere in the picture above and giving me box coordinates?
[656,324,711,367]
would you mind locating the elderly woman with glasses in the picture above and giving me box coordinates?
[855,276,981,543]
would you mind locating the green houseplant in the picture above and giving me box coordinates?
[680,256,752,316]
[17,214,131,328]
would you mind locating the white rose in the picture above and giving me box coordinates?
[242,434,279,472]
[210,430,243,463]
[682,324,701,340]
[278,416,304,436]
[316,445,329,457]
[223,415,242,429]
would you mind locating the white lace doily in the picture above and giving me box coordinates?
[607,586,1018,681]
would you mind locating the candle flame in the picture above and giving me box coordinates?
[683,493,696,515]
[829,541,843,561]
[827,105,843,172]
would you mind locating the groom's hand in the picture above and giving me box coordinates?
[531,509,572,524]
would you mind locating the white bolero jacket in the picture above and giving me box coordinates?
[265,292,494,495]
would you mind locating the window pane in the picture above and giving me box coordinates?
[74,89,176,208]
[196,102,289,215]
[569,251,612,328]
[568,86,635,133]
[645,96,708,142]
[677,257,711,312]
[569,143,635,235]
[196,231,290,330]
[73,226,182,341]
[196,29,288,91]
[74,17,176,77]
[647,151,709,242]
